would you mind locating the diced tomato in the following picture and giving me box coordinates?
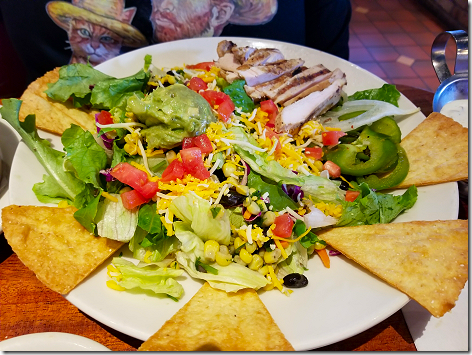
[217,97,235,122]
[304,147,323,160]
[182,137,195,149]
[345,190,361,202]
[161,159,186,182]
[96,110,114,125]
[186,61,215,71]
[272,214,294,239]
[110,162,159,199]
[199,90,235,122]
[260,100,278,128]
[192,134,213,154]
[187,77,207,92]
[265,127,281,152]
[322,131,346,146]
[180,147,210,180]
[121,189,150,209]
[323,160,341,179]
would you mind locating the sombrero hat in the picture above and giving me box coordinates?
[46,0,148,47]
[229,0,278,26]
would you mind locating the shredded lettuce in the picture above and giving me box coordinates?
[111,257,184,299]
[169,192,231,245]
[228,126,344,203]
[96,194,138,242]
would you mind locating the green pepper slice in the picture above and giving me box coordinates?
[370,116,402,143]
[324,126,398,176]
[356,144,409,190]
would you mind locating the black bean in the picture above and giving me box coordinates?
[283,273,308,288]
[338,179,350,190]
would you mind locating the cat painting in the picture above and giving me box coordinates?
[67,18,124,65]
[46,0,147,65]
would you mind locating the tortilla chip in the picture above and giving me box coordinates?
[396,112,468,188]
[19,68,98,135]
[318,220,468,317]
[138,282,294,351]
[1,205,123,294]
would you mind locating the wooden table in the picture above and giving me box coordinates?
[0,85,460,351]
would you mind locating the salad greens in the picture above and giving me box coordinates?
[0,54,420,300]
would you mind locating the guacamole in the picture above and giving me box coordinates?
[127,84,216,149]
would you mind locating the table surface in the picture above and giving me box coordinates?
[0,85,462,351]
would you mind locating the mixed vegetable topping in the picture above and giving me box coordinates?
[0,47,420,300]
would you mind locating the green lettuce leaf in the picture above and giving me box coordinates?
[348,83,401,107]
[223,79,255,112]
[45,63,112,106]
[336,183,417,227]
[111,257,184,299]
[62,124,108,188]
[45,63,149,110]
[0,99,86,204]
[247,171,298,210]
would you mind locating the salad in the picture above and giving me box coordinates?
[0,46,420,300]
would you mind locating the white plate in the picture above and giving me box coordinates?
[8,37,459,350]
[0,332,110,351]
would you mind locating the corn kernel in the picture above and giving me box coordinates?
[248,254,263,271]
[219,245,229,254]
[314,242,326,250]
[264,249,282,264]
[245,242,257,254]
[166,150,177,163]
[258,265,270,275]
[314,160,324,171]
[233,237,245,250]
[204,240,219,262]
[222,162,237,177]
[235,184,249,196]
[215,251,232,266]
[239,248,253,264]
[247,201,261,215]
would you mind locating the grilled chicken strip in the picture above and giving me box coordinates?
[244,48,285,66]
[237,59,304,87]
[266,64,331,104]
[244,73,292,101]
[283,68,347,106]
[275,78,346,132]
[232,46,257,63]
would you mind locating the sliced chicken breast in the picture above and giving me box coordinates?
[283,69,347,106]
[237,59,305,87]
[244,48,285,66]
[275,78,346,132]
